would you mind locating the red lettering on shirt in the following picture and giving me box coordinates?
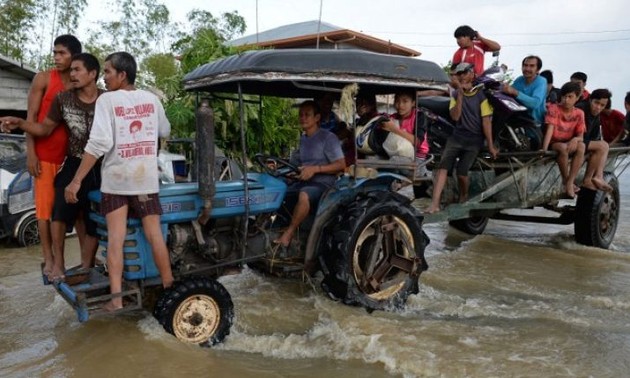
[114,103,156,120]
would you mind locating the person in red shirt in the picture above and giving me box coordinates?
[600,101,626,144]
[26,35,81,279]
[570,71,590,107]
[542,82,586,198]
[452,25,501,76]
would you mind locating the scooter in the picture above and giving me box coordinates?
[474,64,541,152]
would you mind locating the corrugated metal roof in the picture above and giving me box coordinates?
[228,20,342,46]
[227,20,420,57]
[0,54,37,80]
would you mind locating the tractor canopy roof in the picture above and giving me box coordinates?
[182,49,449,97]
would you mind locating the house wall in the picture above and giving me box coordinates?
[0,68,31,112]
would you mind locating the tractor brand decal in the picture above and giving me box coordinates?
[224,193,279,207]
[161,200,196,214]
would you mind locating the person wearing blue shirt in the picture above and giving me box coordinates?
[275,100,346,249]
[502,55,547,126]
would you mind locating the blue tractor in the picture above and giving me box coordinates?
[53,49,450,346]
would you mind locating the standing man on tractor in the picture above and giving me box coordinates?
[0,53,104,282]
[65,52,173,311]
[27,35,81,279]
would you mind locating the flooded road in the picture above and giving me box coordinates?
[2,175,630,377]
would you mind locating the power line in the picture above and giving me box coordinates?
[409,37,630,48]
[364,29,630,36]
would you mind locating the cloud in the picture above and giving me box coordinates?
[85,0,630,108]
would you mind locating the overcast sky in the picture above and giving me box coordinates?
[87,0,630,109]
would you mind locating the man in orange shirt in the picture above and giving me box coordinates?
[26,35,81,279]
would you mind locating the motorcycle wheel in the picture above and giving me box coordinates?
[17,213,40,247]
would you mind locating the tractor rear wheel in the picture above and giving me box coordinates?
[320,192,429,311]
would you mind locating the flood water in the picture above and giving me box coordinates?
[2,175,630,377]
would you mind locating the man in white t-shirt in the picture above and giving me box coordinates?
[65,52,173,311]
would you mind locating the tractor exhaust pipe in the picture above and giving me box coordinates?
[196,99,215,226]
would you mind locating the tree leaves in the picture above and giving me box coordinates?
[2,0,299,158]
[0,0,86,67]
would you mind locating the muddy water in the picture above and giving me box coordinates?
[2,176,630,377]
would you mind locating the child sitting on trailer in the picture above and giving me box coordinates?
[541,81,586,198]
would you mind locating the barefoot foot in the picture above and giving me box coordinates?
[49,266,66,282]
[565,184,580,198]
[592,177,613,193]
[42,261,54,277]
[274,229,294,248]
[424,205,440,214]
[581,179,598,191]
[103,299,123,312]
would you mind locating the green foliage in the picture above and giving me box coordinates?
[164,95,195,135]
[142,53,179,97]
[85,0,174,63]
[2,0,299,160]
[0,0,86,68]
[256,97,300,155]
[0,0,38,63]
[165,9,298,158]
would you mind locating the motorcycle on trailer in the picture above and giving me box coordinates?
[418,64,541,155]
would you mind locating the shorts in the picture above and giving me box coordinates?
[52,157,101,237]
[35,161,62,220]
[101,193,163,218]
[287,181,328,209]
[438,137,481,177]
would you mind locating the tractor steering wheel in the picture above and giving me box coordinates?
[254,154,301,178]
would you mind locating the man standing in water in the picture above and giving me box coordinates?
[26,35,81,279]
[65,52,173,311]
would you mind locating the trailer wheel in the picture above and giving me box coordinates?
[574,173,619,249]
[154,277,233,346]
[320,191,428,311]
[17,213,40,247]
[449,216,489,235]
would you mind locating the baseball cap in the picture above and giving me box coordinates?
[453,62,474,74]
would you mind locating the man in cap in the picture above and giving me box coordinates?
[427,62,497,213]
